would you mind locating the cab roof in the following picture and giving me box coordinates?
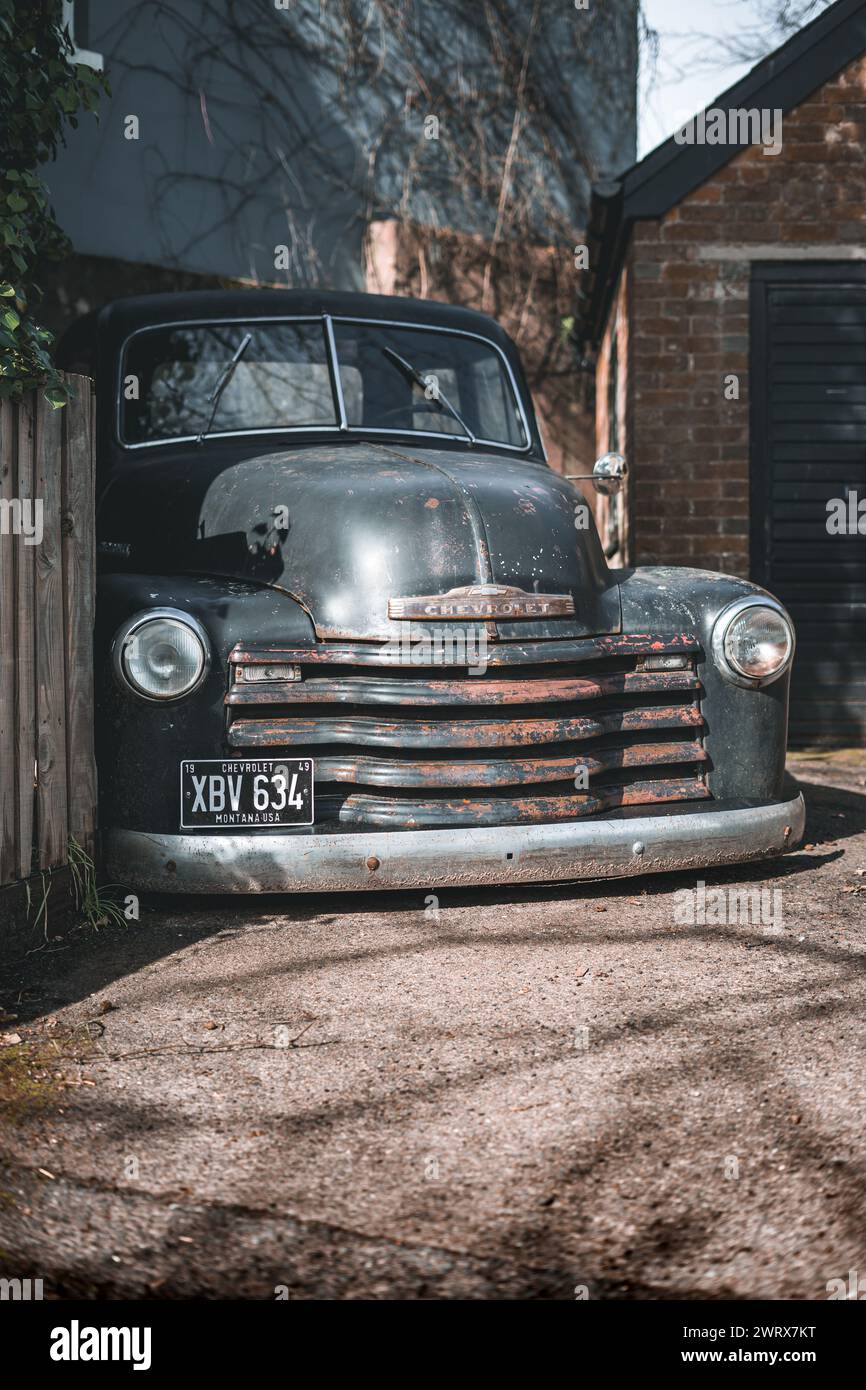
[62,287,519,357]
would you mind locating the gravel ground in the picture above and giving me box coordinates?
[0,754,864,1300]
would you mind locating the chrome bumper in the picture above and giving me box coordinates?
[105,792,805,893]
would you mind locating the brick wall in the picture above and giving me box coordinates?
[601,52,866,576]
[594,270,632,565]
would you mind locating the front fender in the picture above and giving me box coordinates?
[95,573,315,833]
[617,566,792,803]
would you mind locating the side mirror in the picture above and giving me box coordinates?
[592,452,627,496]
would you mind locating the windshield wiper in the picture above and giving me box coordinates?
[381,346,476,444]
[197,331,253,444]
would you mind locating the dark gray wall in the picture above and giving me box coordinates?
[45,0,637,288]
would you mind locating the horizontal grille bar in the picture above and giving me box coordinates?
[227,670,700,708]
[230,633,700,669]
[228,703,704,751]
[225,633,706,829]
[314,740,707,789]
[339,777,711,828]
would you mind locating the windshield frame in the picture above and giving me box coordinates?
[116,313,535,455]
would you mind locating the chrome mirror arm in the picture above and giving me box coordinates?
[566,452,628,495]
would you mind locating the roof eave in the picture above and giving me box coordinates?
[578,0,866,346]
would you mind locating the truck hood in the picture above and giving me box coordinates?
[97,442,621,640]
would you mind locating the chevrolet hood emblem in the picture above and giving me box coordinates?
[388,584,575,620]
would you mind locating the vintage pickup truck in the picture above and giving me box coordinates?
[57,289,804,892]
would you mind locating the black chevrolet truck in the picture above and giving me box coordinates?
[56,289,803,892]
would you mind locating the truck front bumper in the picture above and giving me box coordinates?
[105,791,805,893]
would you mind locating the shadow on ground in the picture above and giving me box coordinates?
[0,773,860,1027]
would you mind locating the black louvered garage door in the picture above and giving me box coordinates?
[750,265,866,747]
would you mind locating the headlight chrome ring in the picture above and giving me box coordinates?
[711,596,795,689]
[112,608,210,702]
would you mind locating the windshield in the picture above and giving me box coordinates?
[120,317,528,449]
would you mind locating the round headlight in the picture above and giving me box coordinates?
[114,610,209,701]
[712,600,794,687]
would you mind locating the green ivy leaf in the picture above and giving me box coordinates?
[0,3,108,398]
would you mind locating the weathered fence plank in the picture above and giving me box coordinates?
[34,393,69,869]
[0,399,17,885]
[62,377,97,858]
[0,377,97,899]
[14,394,35,881]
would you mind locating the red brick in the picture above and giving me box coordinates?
[593,48,866,569]
[682,183,725,205]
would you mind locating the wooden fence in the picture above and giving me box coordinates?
[0,373,97,889]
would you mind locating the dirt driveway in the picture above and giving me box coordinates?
[1,754,864,1300]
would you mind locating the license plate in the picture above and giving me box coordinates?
[180,758,314,829]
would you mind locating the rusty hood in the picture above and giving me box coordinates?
[97,442,621,640]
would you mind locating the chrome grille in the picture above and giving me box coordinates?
[225,634,708,829]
